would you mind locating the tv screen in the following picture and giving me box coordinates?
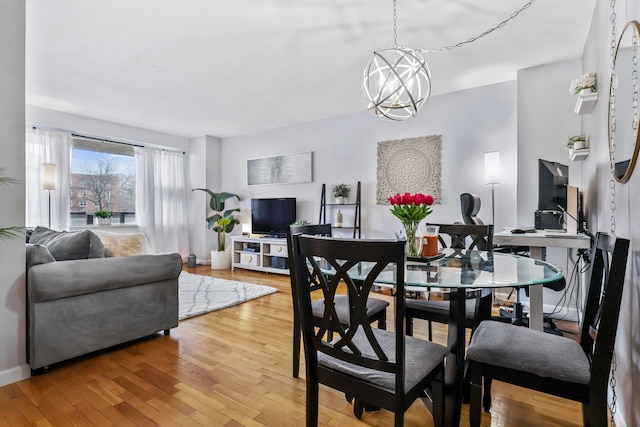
[538,159,569,211]
[251,198,297,237]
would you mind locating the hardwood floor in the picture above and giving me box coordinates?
[0,265,585,426]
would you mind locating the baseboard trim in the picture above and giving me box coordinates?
[0,364,30,387]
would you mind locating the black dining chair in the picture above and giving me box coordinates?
[405,223,494,341]
[287,224,389,378]
[466,232,629,427]
[290,234,449,426]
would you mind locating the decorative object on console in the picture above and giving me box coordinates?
[484,151,501,225]
[388,192,434,257]
[361,0,537,121]
[332,183,350,203]
[192,188,241,270]
[247,152,312,186]
[376,135,442,204]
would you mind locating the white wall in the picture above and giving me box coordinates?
[581,0,640,425]
[220,81,519,240]
[0,0,29,387]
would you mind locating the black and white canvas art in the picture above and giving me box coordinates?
[247,152,313,185]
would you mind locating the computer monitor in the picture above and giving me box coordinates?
[538,159,568,211]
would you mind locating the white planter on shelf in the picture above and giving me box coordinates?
[334,196,346,204]
[210,249,231,270]
[573,140,586,150]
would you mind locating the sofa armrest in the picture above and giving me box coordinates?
[28,253,183,303]
[26,244,56,271]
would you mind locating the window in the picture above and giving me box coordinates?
[70,138,136,226]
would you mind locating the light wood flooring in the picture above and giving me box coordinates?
[0,265,586,426]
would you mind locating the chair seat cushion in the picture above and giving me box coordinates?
[318,328,449,392]
[466,321,591,385]
[312,295,389,323]
[406,298,476,320]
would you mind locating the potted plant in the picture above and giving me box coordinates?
[564,135,587,150]
[95,210,113,225]
[332,183,350,204]
[569,72,597,95]
[0,168,22,240]
[193,188,241,269]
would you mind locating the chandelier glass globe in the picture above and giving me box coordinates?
[361,46,432,121]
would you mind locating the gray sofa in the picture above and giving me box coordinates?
[26,227,182,371]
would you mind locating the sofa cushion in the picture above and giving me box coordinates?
[92,230,151,257]
[28,227,105,261]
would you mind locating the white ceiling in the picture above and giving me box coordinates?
[26,0,596,139]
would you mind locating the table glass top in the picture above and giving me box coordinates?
[320,249,564,290]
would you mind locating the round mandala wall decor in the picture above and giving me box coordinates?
[376,135,442,204]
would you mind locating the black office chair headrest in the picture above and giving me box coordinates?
[460,193,484,225]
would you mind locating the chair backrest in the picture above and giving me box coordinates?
[580,232,629,390]
[428,223,493,252]
[287,224,333,299]
[290,235,407,391]
[460,193,484,225]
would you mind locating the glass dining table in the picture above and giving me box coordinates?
[326,248,564,427]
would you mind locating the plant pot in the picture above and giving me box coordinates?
[98,217,111,225]
[210,249,231,270]
[335,196,346,204]
[573,140,586,150]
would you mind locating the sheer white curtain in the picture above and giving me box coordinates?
[25,127,72,230]
[135,147,189,257]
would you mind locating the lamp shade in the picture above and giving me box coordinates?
[42,163,57,190]
[484,152,501,185]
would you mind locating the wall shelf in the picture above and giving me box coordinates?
[574,91,598,115]
[570,148,590,161]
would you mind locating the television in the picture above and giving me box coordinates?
[538,159,569,211]
[251,198,297,237]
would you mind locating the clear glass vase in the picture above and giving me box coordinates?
[402,221,419,257]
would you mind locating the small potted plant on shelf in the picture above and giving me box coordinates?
[569,72,597,95]
[332,183,350,204]
[192,188,241,270]
[564,135,587,150]
[292,220,311,226]
[94,210,113,225]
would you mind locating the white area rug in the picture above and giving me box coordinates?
[179,271,278,320]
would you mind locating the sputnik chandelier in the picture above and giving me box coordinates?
[362,0,537,121]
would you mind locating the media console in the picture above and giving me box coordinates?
[231,236,289,275]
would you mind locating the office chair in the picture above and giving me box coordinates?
[459,193,564,335]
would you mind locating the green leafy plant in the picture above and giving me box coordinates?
[564,135,586,149]
[193,189,241,251]
[94,210,113,218]
[292,220,311,226]
[332,183,350,198]
[0,168,23,241]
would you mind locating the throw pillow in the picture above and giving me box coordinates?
[92,230,151,257]
[28,226,105,261]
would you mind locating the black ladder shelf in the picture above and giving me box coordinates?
[319,181,361,238]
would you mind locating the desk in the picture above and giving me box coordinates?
[345,249,563,427]
[493,229,591,330]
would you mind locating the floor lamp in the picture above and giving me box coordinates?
[484,152,501,225]
[42,163,56,228]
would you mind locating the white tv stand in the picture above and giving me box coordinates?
[231,236,289,275]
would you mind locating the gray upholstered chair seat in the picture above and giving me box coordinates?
[318,328,450,392]
[466,320,591,385]
[406,298,476,320]
[312,295,389,322]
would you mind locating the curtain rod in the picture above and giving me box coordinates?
[30,126,185,154]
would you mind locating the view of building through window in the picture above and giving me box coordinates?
[70,138,136,226]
